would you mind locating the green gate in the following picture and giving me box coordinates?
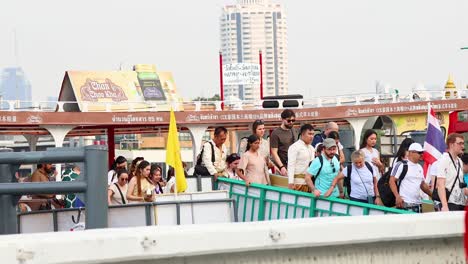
[215,177,412,222]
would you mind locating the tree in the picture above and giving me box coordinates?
[193,94,220,101]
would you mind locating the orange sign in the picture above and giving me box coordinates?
[59,69,182,112]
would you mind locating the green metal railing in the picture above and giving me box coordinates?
[215,177,413,222]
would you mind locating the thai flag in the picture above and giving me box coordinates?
[423,105,446,177]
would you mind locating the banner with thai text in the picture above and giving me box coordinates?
[222,63,261,85]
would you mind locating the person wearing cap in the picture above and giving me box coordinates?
[304,138,341,197]
[389,143,432,213]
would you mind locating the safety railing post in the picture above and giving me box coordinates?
[0,164,17,234]
[84,145,108,229]
[257,188,266,221]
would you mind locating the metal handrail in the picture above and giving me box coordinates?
[0,146,108,234]
[215,177,412,221]
[0,89,465,112]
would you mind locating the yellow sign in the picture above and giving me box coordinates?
[59,67,182,112]
[391,112,449,135]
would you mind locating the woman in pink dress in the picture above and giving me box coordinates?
[237,135,271,186]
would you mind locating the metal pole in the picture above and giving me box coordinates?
[84,145,108,230]
[107,127,115,170]
[196,174,202,192]
[259,50,264,100]
[176,203,181,225]
[219,51,224,110]
[0,164,17,234]
[0,182,87,195]
[145,204,152,226]
[0,149,85,164]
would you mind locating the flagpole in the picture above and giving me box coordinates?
[259,50,263,100]
[219,51,224,110]
[173,114,178,200]
[174,169,178,199]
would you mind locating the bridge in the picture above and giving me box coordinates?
[0,90,467,166]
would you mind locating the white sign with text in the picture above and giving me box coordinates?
[223,63,261,85]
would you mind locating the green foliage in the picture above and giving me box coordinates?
[193,94,220,101]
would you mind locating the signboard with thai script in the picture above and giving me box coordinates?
[391,112,449,135]
[1,99,466,127]
[223,63,261,85]
[58,69,182,112]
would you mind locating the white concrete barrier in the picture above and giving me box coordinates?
[1,212,464,263]
[18,191,234,233]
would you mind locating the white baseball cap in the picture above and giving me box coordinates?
[408,143,424,152]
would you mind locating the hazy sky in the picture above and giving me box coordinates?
[0,0,467,101]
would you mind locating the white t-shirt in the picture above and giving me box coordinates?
[108,183,128,205]
[287,139,315,184]
[164,177,176,193]
[361,148,381,179]
[427,160,439,187]
[343,164,376,200]
[391,158,407,174]
[418,160,439,200]
[107,170,118,185]
[226,168,240,180]
[394,160,424,204]
[437,153,465,206]
[429,161,439,177]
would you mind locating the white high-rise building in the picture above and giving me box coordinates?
[220,0,288,101]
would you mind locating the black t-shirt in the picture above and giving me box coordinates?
[270,127,297,166]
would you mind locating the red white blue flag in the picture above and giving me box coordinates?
[422,105,446,177]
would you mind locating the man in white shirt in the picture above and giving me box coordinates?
[199,126,228,178]
[287,124,315,192]
[437,133,466,211]
[390,143,432,213]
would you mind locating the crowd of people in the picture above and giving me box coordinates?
[196,109,467,213]
[16,108,467,214]
[107,157,184,205]
[17,155,183,211]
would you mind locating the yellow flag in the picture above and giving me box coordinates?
[165,108,187,193]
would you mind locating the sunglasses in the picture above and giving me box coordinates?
[330,161,336,173]
[286,119,296,123]
[411,151,424,155]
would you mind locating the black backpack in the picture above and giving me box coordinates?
[377,160,408,207]
[344,162,373,198]
[194,142,215,175]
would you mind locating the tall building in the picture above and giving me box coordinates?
[0,67,32,103]
[220,0,288,101]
